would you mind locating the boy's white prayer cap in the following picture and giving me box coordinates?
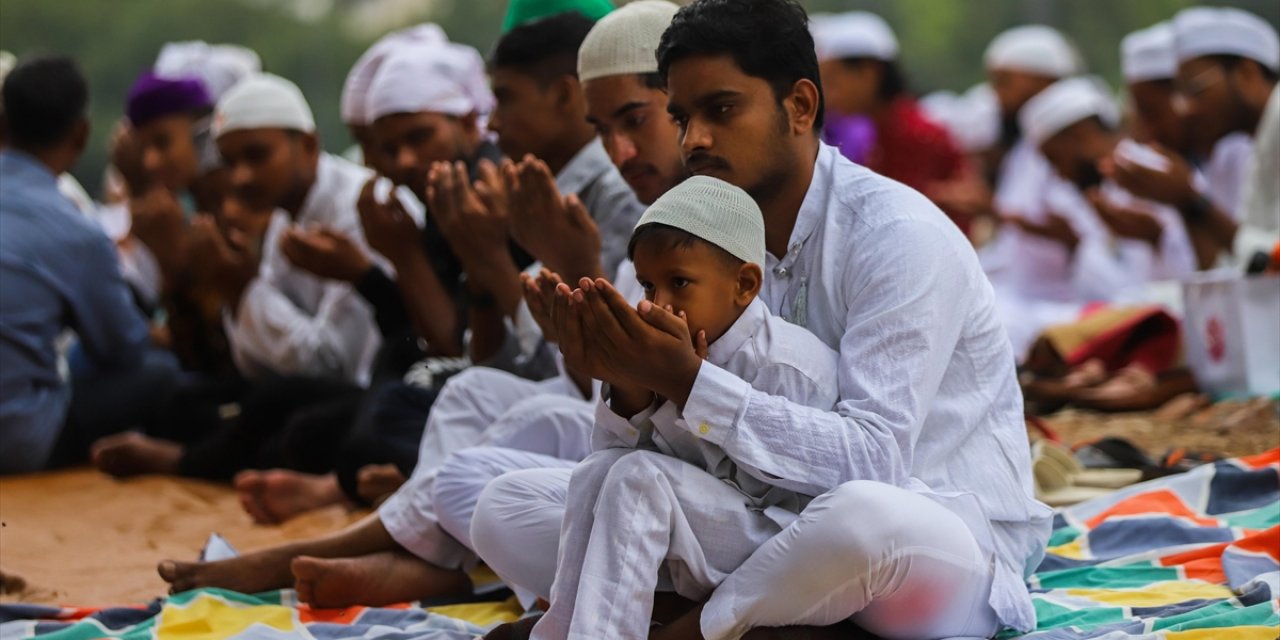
[1020,76,1119,146]
[634,176,766,267]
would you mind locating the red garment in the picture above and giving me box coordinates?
[864,97,969,231]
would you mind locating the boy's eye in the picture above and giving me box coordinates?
[673,278,690,289]
[639,281,654,292]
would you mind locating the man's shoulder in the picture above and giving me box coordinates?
[822,149,957,238]
[756,311,839,379]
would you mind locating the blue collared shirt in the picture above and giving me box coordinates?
[0,149,149,472]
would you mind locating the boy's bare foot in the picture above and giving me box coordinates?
[158,547,297,595]
[355,464,407,505]
[290,551,471,608]
[234,470,347,525]
[91,432,181,477]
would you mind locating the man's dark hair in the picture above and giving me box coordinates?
[840,58,908,101]
[1,55,88,149]
[657,0,825,129]
[627,222,744,268]
[490,12,597,86]
[638,72,665,90]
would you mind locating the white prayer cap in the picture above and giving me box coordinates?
[984,25,1081,78]
[1172,7,1279,72]
[1121,23,1177,83]
[578,0,678,82]
[634,176,766,267]
[1020,76,1119,147]
[366,42,494,122]
[810,11,899,62]
[155,41,262,99]
[214,73,315,138]
[921,82,1000,153]
[341,23,449,126]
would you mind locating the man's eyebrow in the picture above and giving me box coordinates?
[668,89,741,115]
[611,101,649,119]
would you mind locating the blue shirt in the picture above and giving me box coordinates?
[0,149,149,473]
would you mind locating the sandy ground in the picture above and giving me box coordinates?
[0,399,1274,607]
[0,469,363,605]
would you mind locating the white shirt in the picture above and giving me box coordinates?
[224,153,382,386]
[596,297,839,520]
[679,143,1052,632]
[1235,86,1280,263]
[1201,131,1255,220]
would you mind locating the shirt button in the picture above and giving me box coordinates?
[775,267,789,278]
[698,423,710,435]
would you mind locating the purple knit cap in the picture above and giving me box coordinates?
[125,70,213,127]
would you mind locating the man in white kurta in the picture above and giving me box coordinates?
[214,74,381,386]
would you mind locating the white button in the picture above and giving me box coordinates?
[775,267,789,277]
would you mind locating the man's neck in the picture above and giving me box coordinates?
[13,144,70,176]
[542,126,597,176]
[759,138,821,259]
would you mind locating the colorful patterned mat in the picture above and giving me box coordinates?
[3,450,1276,639]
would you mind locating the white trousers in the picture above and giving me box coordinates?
[378,367,593,568]
[474,451,1001,640]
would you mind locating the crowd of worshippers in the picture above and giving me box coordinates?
[1,0,1278,637]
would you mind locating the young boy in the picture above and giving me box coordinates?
[533,176,840,638]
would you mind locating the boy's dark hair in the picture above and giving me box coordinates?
[840,58,908,101]
[2,55,88,149]
[627,222,744,268]
[656,0,825,129]
[490,12,597,87]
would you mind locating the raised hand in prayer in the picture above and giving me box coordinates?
[552,276,702,409]
[428,160,512,269]
[357,177,420,266]
[508,156,603,279]
[128,185,189,280]
[1100,144,1197,209]
[1085,189,1163,248]
[186,213,260,308]
[280,227,372,283]
[521,268,566,343]
[1005,211,1080,253]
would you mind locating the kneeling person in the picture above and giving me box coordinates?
[534,176,839,638]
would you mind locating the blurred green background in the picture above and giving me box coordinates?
[2,0,1277,196]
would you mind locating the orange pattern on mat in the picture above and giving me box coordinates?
[1084,489,1220,530]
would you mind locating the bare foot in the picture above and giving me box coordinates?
[158,547,297,595]
[355,464,406,505]
[234,470,347,525]
[91,432,181,477]
[290,551,471,608]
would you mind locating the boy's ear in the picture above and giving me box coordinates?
[735,262,763,307]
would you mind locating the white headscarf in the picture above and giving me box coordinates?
[341,23,449,126]
[155,41,262,100]
[365,42,494,123]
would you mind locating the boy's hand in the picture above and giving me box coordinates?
[280,227,372,283]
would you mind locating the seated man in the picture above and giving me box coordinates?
[536,176,840,637]
[0,56,173,474]
[92,73,386,480]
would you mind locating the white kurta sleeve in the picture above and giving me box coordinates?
[680,218,970,497]
[224,277,374,382]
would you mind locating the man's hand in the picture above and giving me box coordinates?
[1085,188,1163,247]
[280,227,372,283]
[556,277,703,408]
[427,160,515,287]
[187,214,261,308]
[128,186,189,277]
[1006,212,1080,253]
[1101,144,1197,209]
[508,156,603,279]
[358,178,422,266]
[109,119,150,195]
[521,268,565,343]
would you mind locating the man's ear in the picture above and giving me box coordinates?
[69,117,90,155]
[784,78,821,136]
[735,262,763,307]
[553,75,584,113]
[300,131,321,158]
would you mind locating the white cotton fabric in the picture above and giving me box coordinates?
[1172,6,1280,71]
[1235,86,1280,263]
[1202,131,1257,221]
[223,154,381,385]
[810,11,899,62]
[341,23,448,126]
[577,0,678,82]
[365,42,493,122]
[1020,76,1119,146]
[533,296,839,638]
[984,25,1081,78]
[1122,23,1177,83]
[635,176,767,267]
[155,41,262,100]
[213,73,314,136]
